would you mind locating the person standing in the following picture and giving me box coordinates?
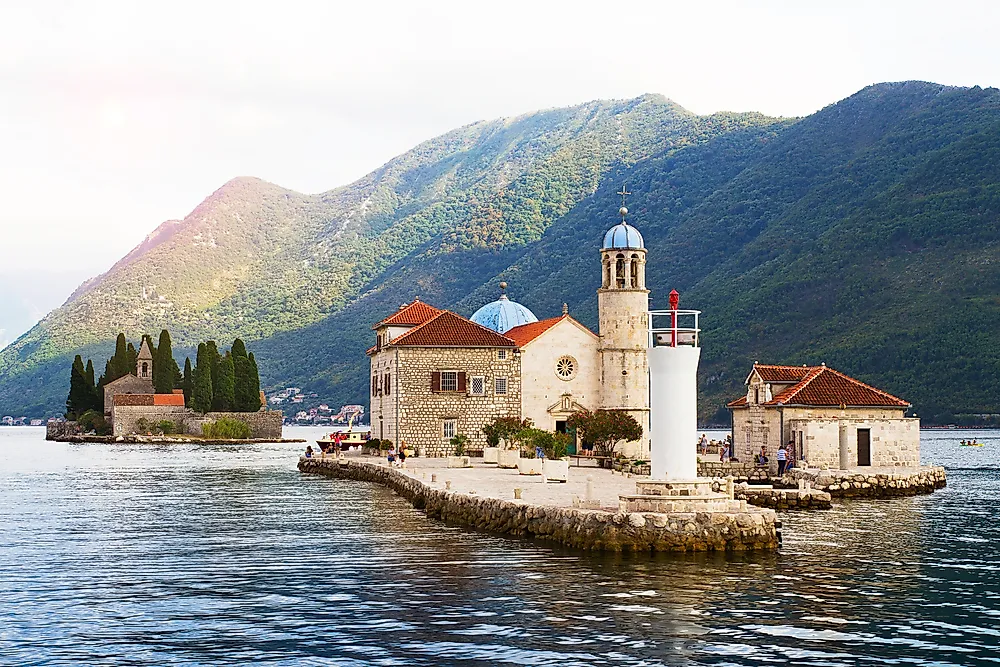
[777,444,788,476]
[699,434,709,455]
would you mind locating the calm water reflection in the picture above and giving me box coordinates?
[1,427,998,666]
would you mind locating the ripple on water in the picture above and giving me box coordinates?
[1,427,999,665]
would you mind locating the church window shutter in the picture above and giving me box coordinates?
[431,371,441,393]
[457,372,467,392]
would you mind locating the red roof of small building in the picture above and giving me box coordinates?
[373,299,442,329]
[388,310,517,348]
[728,363,910,408]
[750,364,813,383]
[153,394,187,406]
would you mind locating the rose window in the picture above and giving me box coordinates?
[555,356,577,381]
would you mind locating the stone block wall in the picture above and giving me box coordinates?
[698,460,771,483]
[46,421,81,440]
[187,411,284,439]
[391,347,521,455]
[112,405,191,435]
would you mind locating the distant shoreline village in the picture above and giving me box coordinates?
[300,191,947,551]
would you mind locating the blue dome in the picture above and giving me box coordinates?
[603,222,644,250]
[471,295,538,334]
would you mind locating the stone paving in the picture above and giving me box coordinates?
[326,452,640,510]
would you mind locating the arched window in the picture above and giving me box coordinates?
[630,255,639,288]
[615,254,626,289]
[603,259,611,288]
[141,362,148,378]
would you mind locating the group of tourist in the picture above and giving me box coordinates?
[697,433,796,475]
[386,445,406,467]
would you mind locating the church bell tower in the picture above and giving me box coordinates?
[597,187,650,456]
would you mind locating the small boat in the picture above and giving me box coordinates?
[959,440,984,447]
[317,429,369,451]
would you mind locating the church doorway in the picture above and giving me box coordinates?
[555,420,567,434]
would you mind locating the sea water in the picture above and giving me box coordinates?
[1,426,998,666]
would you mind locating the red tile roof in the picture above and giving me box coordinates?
[505,316,565,346]
[153,394,187,406]
[729,363,910,408]
[388,310,517,348]
[751,364,813,383]
[373,299,442,329]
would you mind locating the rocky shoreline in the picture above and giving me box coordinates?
[298,457,780,552]
[787,466,947,498]
[51,434,306,445]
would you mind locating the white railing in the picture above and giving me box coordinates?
[648,309,701,348]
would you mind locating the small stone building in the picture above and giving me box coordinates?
[727,363,920,471]
[102,337,155,414]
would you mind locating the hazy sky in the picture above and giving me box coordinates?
[1,0,998,341]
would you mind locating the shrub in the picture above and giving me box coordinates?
[202,417,252,439]
[78,410,110,435]
[156,420,176,435]
[450,434,468,456]
[134,417,152,434]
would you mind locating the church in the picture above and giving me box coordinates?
[368,200,652,457]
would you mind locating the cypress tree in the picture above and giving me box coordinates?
[84,359,101,412]
[231,338,255,412]
[215,352,236,411]
[191,343,213,413]
[182,357,193,407]
[207,341,223,410]
[154,329,180,394]
[65,355,88,419]
[109,333,128,381]
[126,342,138,376]
[248,351,262,411]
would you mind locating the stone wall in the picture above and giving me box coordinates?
[112,405,191,435]
[298,458,779,552]
[187,411,283,439]
[788,466,946,498]
[45,421,81,440]
[385,347,522,456]
[698,460,771,483]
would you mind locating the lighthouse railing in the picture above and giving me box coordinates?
[648,309,701,348]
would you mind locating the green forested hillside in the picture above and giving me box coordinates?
[3,82,999,424]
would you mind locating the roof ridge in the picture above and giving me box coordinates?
[373,299,441,329]
[771,366,824,404]
[388,310,449,345]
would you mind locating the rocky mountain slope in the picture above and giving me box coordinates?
[3,82,999,424]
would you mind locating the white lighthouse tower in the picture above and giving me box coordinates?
[648,290,701,480]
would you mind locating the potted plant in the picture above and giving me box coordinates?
[487,417,531,468]
[447,434,472,468]
[480,422,501,464]
[541,432,571,482]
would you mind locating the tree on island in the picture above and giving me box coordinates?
[232,338,261,412]
[481,416,533,450]
[206,341,222,408]
[191,343,214,413]
[65,355,93,419]
[182,357,193,407]
[84,359,101,412]
[215,351,236,411]
[153,329,181,394]
[567,409,643,457]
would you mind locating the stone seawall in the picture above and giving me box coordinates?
[787,466,947,498]
[298,458,780,552]
[699,461,770,483]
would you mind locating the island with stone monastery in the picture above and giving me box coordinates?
[299,193,946,551]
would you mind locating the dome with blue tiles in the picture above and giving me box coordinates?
[602,221,644,250]
[470,283,538,334]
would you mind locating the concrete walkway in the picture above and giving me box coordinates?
[324,453,638,511]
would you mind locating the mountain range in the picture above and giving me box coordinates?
[2,80,999,425]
